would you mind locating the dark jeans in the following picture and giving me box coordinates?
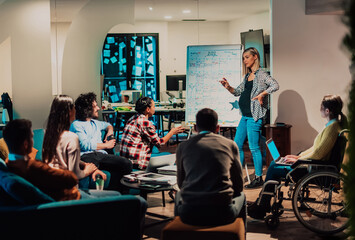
[175,192,246,226]
[261,161,308,207]
[81,152,132,192]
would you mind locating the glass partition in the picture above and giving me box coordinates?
[101,33,159,103]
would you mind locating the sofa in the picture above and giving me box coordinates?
[0,159,147,240]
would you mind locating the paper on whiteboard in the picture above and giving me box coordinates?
[186,45,243,127]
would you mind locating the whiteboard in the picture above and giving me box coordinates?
[185,44,243,127]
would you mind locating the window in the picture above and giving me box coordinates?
[101,33,159,103]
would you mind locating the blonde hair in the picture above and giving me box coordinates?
[242,47,260,75]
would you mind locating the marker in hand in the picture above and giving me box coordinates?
[219,78,230,89]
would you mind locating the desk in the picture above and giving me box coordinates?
[102,107,185,138]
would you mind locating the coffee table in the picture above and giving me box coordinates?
[121,179,176,228]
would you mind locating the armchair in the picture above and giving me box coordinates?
[0,159,147,240]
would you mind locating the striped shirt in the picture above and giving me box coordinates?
[232,69,279,121]
[119,114,163,169]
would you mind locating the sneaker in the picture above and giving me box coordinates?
[245,176,264,189]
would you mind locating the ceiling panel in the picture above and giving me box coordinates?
[50,0,269,22]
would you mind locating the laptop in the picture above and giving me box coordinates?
[123,154,177,184]
[265,139,291,165]
[145,154,176,173]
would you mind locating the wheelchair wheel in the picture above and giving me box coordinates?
[292,171,348,235]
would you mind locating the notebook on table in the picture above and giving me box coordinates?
[123,154,177,183]
[266,139,292,165]
[157,165,177,175]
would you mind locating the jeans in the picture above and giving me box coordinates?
[234,116,263,177]
[79,189,121,199]
[265,160,308,182]
[81,152,132,192]
[261,161,307,206]
[265,160,292,182]
[175,192,246,226]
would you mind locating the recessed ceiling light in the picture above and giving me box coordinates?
[182,9,191,14]
[148,7,153,11]
[164,16,172,19]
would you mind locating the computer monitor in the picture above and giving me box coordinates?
[120,90,142,104]
[241,29,265,68]
[166,75,186,91]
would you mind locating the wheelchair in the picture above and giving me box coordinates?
[258,129,349,235]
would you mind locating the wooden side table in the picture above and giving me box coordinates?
[264,124,292,167]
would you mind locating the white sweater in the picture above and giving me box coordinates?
[49,131,86,179]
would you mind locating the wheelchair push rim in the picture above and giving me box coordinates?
[292,171,348,235]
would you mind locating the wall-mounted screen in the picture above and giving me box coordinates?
[166,75,186,91]
[241,29,265,68]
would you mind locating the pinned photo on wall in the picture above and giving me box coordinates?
[107,37,115,44]
[110,94,119,103]
[109,85,117,93]
[133,66,142,76]
[110,56,117,64]
[132,81,142,90]
[103,50,110,57]
[147,65,154,75]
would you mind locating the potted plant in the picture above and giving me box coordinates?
[342,0,355,238]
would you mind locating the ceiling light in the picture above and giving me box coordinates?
[182,19,206,21]
[148,7,153,11]
[182,9,191,14]
[164,16,172,19]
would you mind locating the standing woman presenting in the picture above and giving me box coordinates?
[220,47,279,188]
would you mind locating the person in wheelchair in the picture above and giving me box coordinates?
[248,94,348,220]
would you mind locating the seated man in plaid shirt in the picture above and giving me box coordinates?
[119,97,184,169]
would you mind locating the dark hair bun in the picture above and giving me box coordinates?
[135,97,152,114]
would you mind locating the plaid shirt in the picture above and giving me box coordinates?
[119,114,163,169]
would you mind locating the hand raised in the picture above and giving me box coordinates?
[219,78,231,89]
